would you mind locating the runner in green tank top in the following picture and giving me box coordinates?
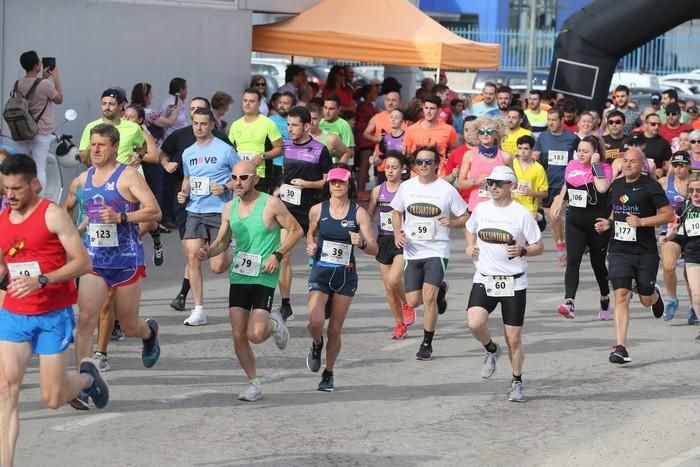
[197,160,303,402]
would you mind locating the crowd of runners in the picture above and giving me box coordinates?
[2,50,700,465]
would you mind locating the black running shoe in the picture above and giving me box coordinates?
[652,286,664,319]
[170,294,186,311]
[416,342,433,361]
[153,243,164,267]
[280,302,294,322]
[318,370,334,392]
[306,337,323,372]
[68,391,90,411]
[79,359,109,409]
[609,345,631,364]
[142,319,160,368]
[437,281,449,315]
[110,321,125,341]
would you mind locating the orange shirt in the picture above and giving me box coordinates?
[404,120,458,176]
[692,119,700,130]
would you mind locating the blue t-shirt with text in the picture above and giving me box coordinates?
[182,138,240,213]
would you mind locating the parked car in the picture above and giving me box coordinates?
[659,80,700,96]
[473,70,548,90]
[251,60,286,86]
[609,72,660,91]
[660,73,700,86]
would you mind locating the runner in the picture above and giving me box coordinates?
[511,135,548,231]
[277,106,333,322]
[73,124,161,408]
[0,149,10,307]
[658,152,695,323]
[305,165,378,391]
[597,148,673,364]
[177,109,238,326]
[0,154,109,465]
[367,151,414,339]
[465,165,543,402]
[550,135,613,320]
[390,145,469,360]
[196,160,303,401]
[307,102,349,163]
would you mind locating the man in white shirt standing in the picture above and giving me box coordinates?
[465,166,543,403]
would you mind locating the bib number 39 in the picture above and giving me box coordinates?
[321,241,351,266]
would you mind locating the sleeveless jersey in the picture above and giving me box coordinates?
[379,131,405,155]
[316,201,359,268]
[377,182,398,236]
[666,174,686,209]
[0,199,77,315]
[229,193,281,288]
[691,157,700,174]
[467,148,506,212]
[84,164,144,269]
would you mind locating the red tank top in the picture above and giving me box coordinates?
[0,199,77,315]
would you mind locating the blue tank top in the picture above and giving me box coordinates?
[316,201,359,268]
[84,164,144,269]
[666,174,686,209]
[377,182,398,236]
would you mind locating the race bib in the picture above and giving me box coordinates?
[614,221,637,242]
[548,150,568,166]
[190,176,210,196]
[320,241,352,266]
[514,181,530,196]
[232,251,262,277]
[568,189,587,208]
[380,211,393,231]
[409,220,436,240]
[477,185,493,199]
[280,183,301,206]
[238,153,255,161]
[8,261,41,279]
[685,218,700,237]
[483,275,515,297]
[89,223,118,247]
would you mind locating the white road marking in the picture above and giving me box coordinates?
[52,413,122,432]
[156,389,218,403]
[657,445,700,467]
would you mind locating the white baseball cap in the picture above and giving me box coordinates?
[488,165,517,183]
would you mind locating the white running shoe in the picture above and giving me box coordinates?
[184,308,207,326]
[238,382,262,402]
[270,310,289,350]
[480,343,503,379]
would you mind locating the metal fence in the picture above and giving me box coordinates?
[450,27,700,75]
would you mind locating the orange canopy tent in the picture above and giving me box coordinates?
[252,0,500,70]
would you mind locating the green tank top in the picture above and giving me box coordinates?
[229,192,281,288]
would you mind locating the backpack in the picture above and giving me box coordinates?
[3,78,49,141]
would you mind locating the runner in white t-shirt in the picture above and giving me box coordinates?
[390,145,469,361]
[465,165,543,403]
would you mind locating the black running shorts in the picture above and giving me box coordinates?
[608,252,660,296]
[404,257,448,293]
[467,283,527,327]
[229,283,275,312]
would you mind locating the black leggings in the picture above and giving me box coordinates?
[565,214,611,299]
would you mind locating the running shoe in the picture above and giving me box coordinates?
[556,244,567,268]
[153,243,164,266]
[110,322,125,341]
[437,281,449,315]
[279,302,294,322]
[92,351,111,372]
[662,297,679,321]
[170,294,186,312]
[306,338,323,372]
[142,319,160,368]
[415,342,433,361]
[480,343,502,379]
[391,322,408,340]
[609,345,631,364]
[68,391,90,411]
[558,300,575,319]
[695,333,700,343]
[79,358,109,409]
[598,307,611,321]
[651,286,664,319]
[157,223,171,234]
[689,308,699,325]
[238,382,263,402]
[270,310,289,350]
[402,304,416,326]
[508,380,525,403]
[184,308,207,326]
[318,370,334,392]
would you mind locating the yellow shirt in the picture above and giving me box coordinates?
[228,115,282,178]
[513,157,548,216]
[501,127,533,156]
[80,119,145,165]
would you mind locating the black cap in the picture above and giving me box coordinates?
[651,93,661,103]
[670,151,691,164]
[101,87,126,104]
[666,102,681,114]
[688,106,699,114]
[626,132,646,147]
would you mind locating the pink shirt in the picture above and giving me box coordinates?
[564,159,612,187]
[467,148,507,212]
[16,77,57,135]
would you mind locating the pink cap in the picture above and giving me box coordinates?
[327,167,351,182]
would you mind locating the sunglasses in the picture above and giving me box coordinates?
[231,173,254,181]
[478,128,496,135]
[607,119,623,125]
[691,140,700,144]
[255,82,266,87]
[689,188,700,194]
[668,112,679,116]
[672,163,688,168]
[415,158,435,166]
[486,179,512,188]
[647,122,661,126]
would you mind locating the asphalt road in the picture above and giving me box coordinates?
[14,227,700,467]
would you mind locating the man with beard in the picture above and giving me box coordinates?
[471,82,498,117]
[269,92,296,189]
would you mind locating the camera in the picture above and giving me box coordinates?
[42,57,56,71]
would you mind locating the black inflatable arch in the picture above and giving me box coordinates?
[547,0,700,111]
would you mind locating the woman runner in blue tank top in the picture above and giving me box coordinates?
[368,152,414,339]
[305,164,378,392]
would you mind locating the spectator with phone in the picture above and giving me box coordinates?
[11,51,63,193]
[161,77,189,139]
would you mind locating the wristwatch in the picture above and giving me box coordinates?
[273,251,284,262]
[38,275,49,289]
[120,212,128,224]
